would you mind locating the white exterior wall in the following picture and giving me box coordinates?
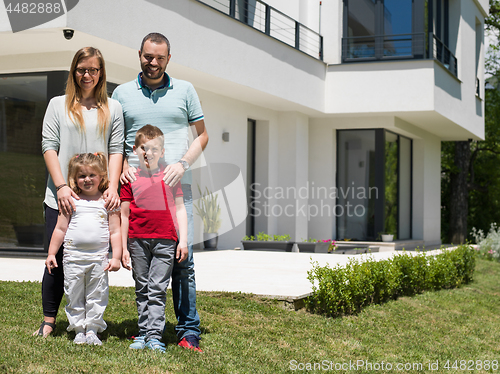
[0,0,488,248]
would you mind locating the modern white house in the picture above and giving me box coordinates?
[0,0,488,250]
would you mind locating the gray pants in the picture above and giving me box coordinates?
[129,238,176,341]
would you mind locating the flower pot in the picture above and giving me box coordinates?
[203,233,218,250]
[241,241,294,252]
[381,234,394,242]
[297,242,330,253]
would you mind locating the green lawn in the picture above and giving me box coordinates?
[0,258,499,374]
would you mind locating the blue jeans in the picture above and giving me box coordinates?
[171,184,201,339]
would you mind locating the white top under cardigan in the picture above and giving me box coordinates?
[41,95,124,210]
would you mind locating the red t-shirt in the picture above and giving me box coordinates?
[120,167,183,241]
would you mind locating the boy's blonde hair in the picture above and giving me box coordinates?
[67,152,109,194]
[134,124,164,147]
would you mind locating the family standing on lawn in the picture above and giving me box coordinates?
[34,32,209,353]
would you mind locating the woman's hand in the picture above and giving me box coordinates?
[103,188,120,211]
[57,185,78,216]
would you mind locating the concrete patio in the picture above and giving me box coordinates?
[0,244,450,307]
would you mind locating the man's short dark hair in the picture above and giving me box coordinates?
[140,32,171,54]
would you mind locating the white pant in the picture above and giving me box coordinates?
[63,256,109,334]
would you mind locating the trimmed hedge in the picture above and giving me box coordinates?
[306,245,476,317]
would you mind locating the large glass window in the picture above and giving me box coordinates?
[337,130,377,240]
[343,0,425,61]
[337,129,412,241]
[0,75,47,246]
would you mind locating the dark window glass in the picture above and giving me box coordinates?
[337,129,412,241]
[344,0,424,60]
[0,75,47,245]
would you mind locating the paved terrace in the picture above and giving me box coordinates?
[0,245,452,304]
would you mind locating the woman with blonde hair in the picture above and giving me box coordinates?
[34,47,124,337]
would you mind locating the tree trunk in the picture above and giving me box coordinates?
[449,141,471,244]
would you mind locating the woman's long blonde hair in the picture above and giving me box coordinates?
[65,47,110,138]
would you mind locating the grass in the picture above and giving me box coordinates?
[0,258,499,373]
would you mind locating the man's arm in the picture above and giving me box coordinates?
[175,195,188,263]
[163,119,209,186]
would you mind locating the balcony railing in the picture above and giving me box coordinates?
[342,33,426,61]
[432,35,458,77]
[342,33,458,78]
[194,0,323,61]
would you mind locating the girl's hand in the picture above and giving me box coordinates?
[121,249,131,270]
[104,258,121,272]
[103,188,120,211]
[45,255,58,274]
[57,185,78,216]
[176,242,188,263]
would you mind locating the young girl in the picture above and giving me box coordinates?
[45,153,122,345]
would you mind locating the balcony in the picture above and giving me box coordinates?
[342,33,458,78]
[195,0,323,60]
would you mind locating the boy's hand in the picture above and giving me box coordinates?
[121,249,131,270]
[176,242,188,263]
[104,258,121,272]
[45,255,58,274]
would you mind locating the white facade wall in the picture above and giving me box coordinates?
[0,0,488,248]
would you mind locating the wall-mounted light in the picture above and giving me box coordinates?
[222,132,230,142]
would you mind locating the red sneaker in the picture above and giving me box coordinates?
[178,335,203,352]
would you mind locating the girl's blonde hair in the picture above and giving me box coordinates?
[67,152,109,194]
[65,47,110,138]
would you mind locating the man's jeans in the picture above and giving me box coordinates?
[171,184,201,339]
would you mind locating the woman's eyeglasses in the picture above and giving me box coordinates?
[75,68,100,76]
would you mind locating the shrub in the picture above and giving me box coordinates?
[242,232,291,241]
[306,245,476,317]
[471,223,500,262]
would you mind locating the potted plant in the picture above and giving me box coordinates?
[241,232,294,252]
[194,186,221,250]
[379,232,395,242]
[297,238,336,253]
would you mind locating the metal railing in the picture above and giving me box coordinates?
[195,0,323,60]
[432,35,458,77]
[342,33,458,78]
[476,77,481,98]
[342,33,426,61]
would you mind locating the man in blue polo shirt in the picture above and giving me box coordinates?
[112,32,209,352]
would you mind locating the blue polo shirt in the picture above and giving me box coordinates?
[112,73,204,185]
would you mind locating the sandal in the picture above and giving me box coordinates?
[34,321,56,337]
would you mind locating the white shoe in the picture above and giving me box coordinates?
[73,332,86,344]
[86,333,102,346]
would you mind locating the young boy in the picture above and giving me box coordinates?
[120,125,188,352]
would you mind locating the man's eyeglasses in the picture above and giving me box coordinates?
[75,68,100,76]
